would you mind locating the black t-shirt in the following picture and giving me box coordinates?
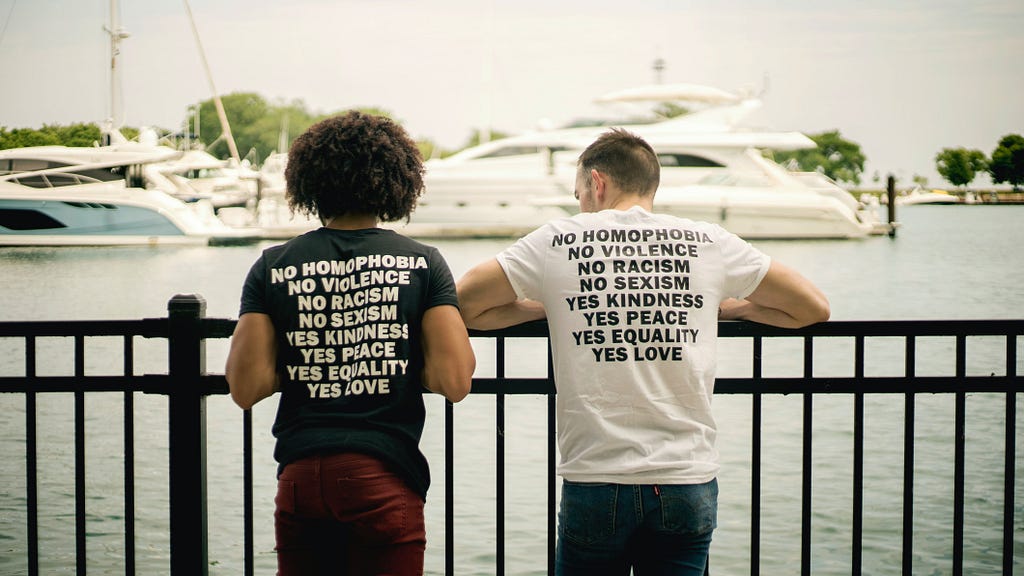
[239,227,459,498]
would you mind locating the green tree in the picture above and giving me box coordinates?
[935,147,987,188]
[0,127,61,149]
[460,128,513,150]
[0,123,147,150]
[771,130,866,185]
[49,123,103,147]
[988,134,1024,191]
[652,102,690,119]
[189,92,271,161]
[186,94,394,165]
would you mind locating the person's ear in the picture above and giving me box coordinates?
[591,169,605,203]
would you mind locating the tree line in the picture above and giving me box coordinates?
[0,93,465,164]
[3,92,1022,191]
[772,131,1024,191]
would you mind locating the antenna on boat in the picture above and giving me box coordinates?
[182,0,242,165]
[652,55,666,84]
[103,0,131,141]
[277,114,289,154]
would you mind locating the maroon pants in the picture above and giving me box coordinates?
[274,452,426,576]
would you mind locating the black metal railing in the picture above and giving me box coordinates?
[0,294,1020,575]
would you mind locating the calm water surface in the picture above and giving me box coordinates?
[0,205,1022,575]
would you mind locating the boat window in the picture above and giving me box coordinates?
[0,159,124,184]
[127,165,145,188]
[185,168,225,179]
[478,146,541,158]
[0,159,69,175]
[0,208,67,230]
[657,154,724,168]
[74,167,125,182]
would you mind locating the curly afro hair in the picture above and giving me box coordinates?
[284,111,424,223]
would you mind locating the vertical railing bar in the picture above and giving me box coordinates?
[853,336,865,576]
[952,334,966,576]
[26,335,39,576]
[751,336,763,576]
[166,295,209,576]
[242,409,254,576]
[496,337,506,576]
[445,398,454,576]
[1003,333,1016,576]
[801,336,813,576]
[75,334,86,576]
[902,336,916,576]
[123,335,136,576]
[547,344,556,576]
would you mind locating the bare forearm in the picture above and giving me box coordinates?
[421,305,475,403]
[720,296,828,329]
[422,361,474,403]
[724,262,830,328]
[226,364,279,410]
[225,313,280,410]
[465,299,546,331]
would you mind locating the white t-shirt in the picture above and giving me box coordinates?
[497,206,770,484]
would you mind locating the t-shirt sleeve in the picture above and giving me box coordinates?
[238,253,269,316]
[426,248,459,310]
[718,228,771,299]
[495,225,550,301]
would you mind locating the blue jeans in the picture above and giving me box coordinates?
[556,479,717,576]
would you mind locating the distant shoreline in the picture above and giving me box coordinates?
[856,189,1024,205]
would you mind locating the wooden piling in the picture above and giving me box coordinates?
[887,175,897,238]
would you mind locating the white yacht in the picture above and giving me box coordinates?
[384,84,886,239]
[0,137,257,246]
[895,187,962,206]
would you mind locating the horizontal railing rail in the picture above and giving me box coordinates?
[0,294,1020,576]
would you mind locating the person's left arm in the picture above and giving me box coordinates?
[225,312,280,410]
[421,304,475,403]
[718,260,830,328]
[456,258,546,331]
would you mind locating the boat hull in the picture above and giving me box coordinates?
[0,182,243,246]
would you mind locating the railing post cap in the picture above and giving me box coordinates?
[168,294,207,315]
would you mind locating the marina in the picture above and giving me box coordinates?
[1,11,895,246]
[0,205,1022,575]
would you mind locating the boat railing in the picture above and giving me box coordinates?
[0,294,1020,576]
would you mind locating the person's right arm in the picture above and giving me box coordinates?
[456,258,546,330]
[719,260,830,328]
[421,304,475,403]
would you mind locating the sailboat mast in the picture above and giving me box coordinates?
[105,0,130,131]
[183,0,241,165]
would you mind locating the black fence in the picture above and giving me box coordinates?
[0,294,1020,575]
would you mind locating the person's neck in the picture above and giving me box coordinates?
[323,213,378,230]
[603,194,652,212]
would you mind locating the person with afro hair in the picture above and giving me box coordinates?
[227,111,475,575]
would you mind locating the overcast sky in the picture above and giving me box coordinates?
[2,0,1021,187]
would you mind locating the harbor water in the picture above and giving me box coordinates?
[1,204,1022,575]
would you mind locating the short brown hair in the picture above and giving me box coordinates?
[577,128,660,196]
[285,111,424,222]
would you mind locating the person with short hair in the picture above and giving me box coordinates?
[226,111,475,576]
[457,127,829,575]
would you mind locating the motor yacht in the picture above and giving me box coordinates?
[0,136,257,246]
[384,83,886,239]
